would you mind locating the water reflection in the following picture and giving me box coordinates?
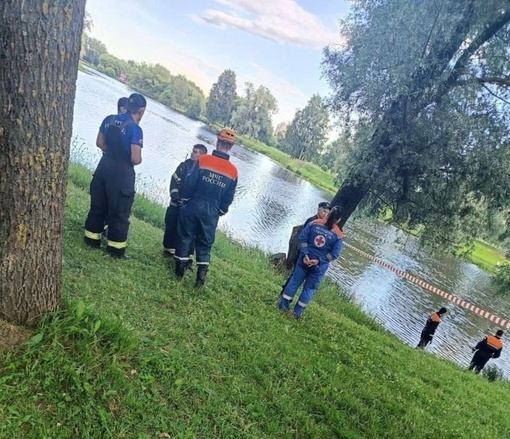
[72,68,510,376]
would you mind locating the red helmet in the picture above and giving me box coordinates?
[217,128,236,144]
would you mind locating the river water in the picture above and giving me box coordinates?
[72,67,510,376]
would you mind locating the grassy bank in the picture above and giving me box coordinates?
[471,240,507,273]
[1,163,509,438]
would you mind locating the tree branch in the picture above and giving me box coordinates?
[421,0,444,60]
[481,83,510,105]
[447,9,510,86]
[478,76,510,87]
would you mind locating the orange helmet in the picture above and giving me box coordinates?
[217,128,236,144]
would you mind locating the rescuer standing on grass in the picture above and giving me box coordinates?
[84,93,147,259]
[174,128,238,288]
[469,329,504,374]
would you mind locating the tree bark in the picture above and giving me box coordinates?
[330,183,369,229]
[286,225,303,270]
[0,0,86,325]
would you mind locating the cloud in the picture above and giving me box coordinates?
[195,0,340,49]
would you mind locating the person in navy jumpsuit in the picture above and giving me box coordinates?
[84,93,146,259]
[469,330,504,374]
[279,206,344,318]
[416,307,447,349]
[174,128,238,287]
[163,144,208,257]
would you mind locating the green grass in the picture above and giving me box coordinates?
[1,162,509,438]
[471,240,507,273]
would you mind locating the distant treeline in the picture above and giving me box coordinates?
[80,33,344,176]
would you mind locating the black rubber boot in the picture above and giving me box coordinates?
[186,259,194,271]
[107,246,130,260]
[84,236,101,248]
[175,259,187,279]
[195,265,208,289]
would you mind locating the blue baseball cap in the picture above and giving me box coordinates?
[127,93,147,113]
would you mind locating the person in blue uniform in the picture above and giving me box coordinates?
[174,128,238,288]
[469,330,504,374]
[117,96,128,114]
[163,144,208,258]
[279,206,344,318]
[416,307,447,349]
[84,93,147,259]
[304,201,331,227]
[284,201,332,275]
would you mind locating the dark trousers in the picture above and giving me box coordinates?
[84,158,135,255]
[163,205,195,257]
[469,352,491,374]
[417,331,433,349]
[176,200,219,265]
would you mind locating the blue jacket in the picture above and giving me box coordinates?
[181,150,238,215]
[99,113,143,157]
[298,219,344,267]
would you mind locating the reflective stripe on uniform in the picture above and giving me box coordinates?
[300,242,308,248]
[172,173,181,182]
[196,261,210,265]
[174,256,190,261]
[326,253,334,261]
[164,248,176,254]
[282,294,293,300]
[170,189,179,195]
[297,301,308,308]
[85,230,102,240]
[107,240,127,249]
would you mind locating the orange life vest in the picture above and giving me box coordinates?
[310,218,344,239]
[486,335,503,350]
[430,312,441,323]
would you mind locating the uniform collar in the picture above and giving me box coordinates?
[213,150,230,160]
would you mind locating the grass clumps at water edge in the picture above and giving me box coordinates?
[1,163,510,438]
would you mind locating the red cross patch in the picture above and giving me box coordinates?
[314,235,326,248]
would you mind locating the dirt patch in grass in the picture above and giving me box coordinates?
[0,318,33,352]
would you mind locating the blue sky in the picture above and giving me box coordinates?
[85,0,350,124]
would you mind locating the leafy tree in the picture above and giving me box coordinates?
[161,75,206,119]
[129,62,172,97]
[323,0,510,249]
[280,95,329,161]
[206,69,237,125]
[231,82,278,143]
[81,35,107,66]
[0,0,86,324]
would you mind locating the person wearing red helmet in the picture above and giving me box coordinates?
[174,128,238,288]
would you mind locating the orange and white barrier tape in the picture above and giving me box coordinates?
[344,242,510,330]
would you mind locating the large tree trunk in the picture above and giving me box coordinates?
[330,183,368,228]
[0,1,86,325]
